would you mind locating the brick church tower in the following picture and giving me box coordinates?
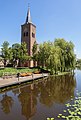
[21,7,36,67]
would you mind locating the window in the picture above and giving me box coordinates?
[26,32,28,36]
[32,33,35,38]
[23,32,25,37]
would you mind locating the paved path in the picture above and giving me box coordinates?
[0,73,48,89]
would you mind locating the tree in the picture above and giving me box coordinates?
[38,42,51,68]
[54,38,76,72]
[46,45,61,74]
[12,43,21,67]
[32,41,37,55]
[76,59,81,67]
[19,42,30,66]
[11,42,30,67]
[1,41,10,66]
[0,56,4,61]
[37,39,76,74]
[54,38,67,72]
[32,41,38,66]
[65,41,76,71]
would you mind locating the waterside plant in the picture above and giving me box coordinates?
[57,90,81,120]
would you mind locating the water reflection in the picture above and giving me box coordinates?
[1,92,14,114]
[18,84,37,120]
[39,74,76,106]
[0,74,76,120]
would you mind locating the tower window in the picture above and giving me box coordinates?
[32,33,35,38]
[23,32,25,37]
[26,32,28,36]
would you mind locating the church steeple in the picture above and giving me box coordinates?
[21,5,36,67]
[26,6,32,24]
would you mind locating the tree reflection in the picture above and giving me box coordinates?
[39,74,76,106]
[12,87,21,95]
[0,92,14,114]
[12,74,76,119]
[18,84,37,120]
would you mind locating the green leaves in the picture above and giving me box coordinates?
[57,91,81,120]
[54,38,76,72]
[1,38,76,70]
[47,118,54,120]
[1,41,10,66]
[12,42,30,67]
[36,39,76,75]
[1,41,30,67]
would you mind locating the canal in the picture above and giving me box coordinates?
[0,69,80,120]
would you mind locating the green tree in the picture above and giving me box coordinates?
[12,43,21,67]
[76,59,81,67]
[64,41,76,71]
[19,42,30,66]
[0,56,4,61]
[54,38,76,72]
[1,41,10,66]
[8,47,13,63]
[32,41,37,55]
[32,41,38,67]
[47,45,61,74]
[12,42,30,67]
[38,42,51,68]
[37,39,76,74]
[54,38,67,72]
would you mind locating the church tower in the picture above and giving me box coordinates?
[21,6,36,67]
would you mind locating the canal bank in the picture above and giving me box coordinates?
[0,70,77,120]
[0,73,48,89]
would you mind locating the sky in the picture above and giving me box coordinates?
[0,0,81,58]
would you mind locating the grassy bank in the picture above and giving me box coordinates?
[56,71,72,76]
[0,67,73,77]
[0,67,39,77]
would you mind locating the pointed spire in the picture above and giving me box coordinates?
[26,4,32,24]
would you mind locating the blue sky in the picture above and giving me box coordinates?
[0,0,81,58]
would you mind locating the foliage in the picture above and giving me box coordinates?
[0,67,39,77]
[38,41,51,68]
[54,39,76,72]
[32,41,37,55]
[76,59,81,68]
[0,56,4,61]
[1,38,76,74]
[1,41,10,66]
[57,91,81,120]
[12,43,21,67]
[32,41,38,62]
[1,41,30,67]
[19,42,30,66]
[36,39,76,74]
[46,45,61,74]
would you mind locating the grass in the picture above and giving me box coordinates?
[0,67,39,77]
[57,71,72,76]
[0,67,72,77]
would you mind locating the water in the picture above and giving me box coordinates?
[0,70,80,120]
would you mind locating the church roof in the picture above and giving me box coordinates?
[26,7,32,24]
